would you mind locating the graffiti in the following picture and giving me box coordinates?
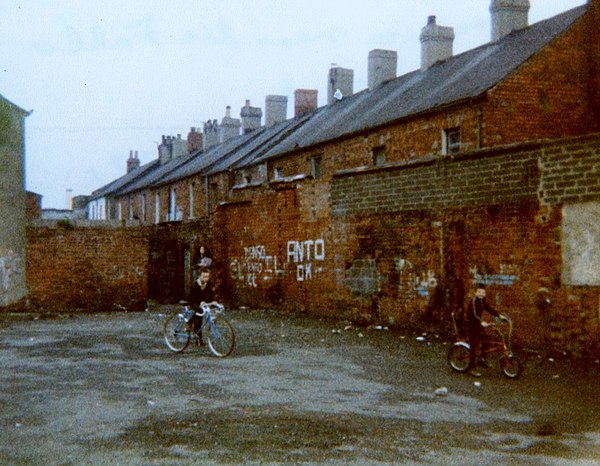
[395,258,437,298]
[229,239,327,286]
[230,245,283,288]
[470,265,520,286]
[287,239,325,282]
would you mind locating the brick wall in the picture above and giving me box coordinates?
[328,133,600,355]
[26,224,150,312]
[483,10,599,145]
[331,148,542,216]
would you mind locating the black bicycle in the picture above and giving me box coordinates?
[163,301,235,357]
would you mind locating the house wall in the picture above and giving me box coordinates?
[0,98,27,308]
[215,134,600,357]
[329,134,600,355]
[483,9,599,145]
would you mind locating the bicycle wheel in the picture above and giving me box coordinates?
[448,342,472,373]
[163,312,191,353]
[205,316,235,357]
[500,355,522,379]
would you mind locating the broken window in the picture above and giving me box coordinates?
[443,127,461,155]
[373,145,386,166]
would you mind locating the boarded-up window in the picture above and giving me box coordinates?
[562,202,600,285]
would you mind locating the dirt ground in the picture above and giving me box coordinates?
[0,307,599,465]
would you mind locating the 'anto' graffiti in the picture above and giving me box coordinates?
[230,239,326,287]
[287,239,325,282]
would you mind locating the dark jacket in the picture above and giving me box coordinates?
[467,296,499,329]
[189,280,216,308]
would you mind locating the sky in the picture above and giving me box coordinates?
[0,0,587,209]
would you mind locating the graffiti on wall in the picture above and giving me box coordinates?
[230,245,283,287]
[229,238,326,287]
[469,264,520,286]
[287,239,325,281]
[395,258,438,298]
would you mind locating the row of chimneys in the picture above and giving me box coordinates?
[128,0,533,170]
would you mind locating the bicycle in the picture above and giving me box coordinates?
[163,301,235,357]
[447,313,522,378]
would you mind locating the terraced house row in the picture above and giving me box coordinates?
[78,0,600,356]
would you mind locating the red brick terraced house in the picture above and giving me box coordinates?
[87,1,600,356]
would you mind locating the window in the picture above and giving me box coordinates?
[273,167,283,180]
[141,194,146,222]
[154,193,160,224]
[443,127,461,155]
[372,146,386,166]
[189,182,195,219]
[169,188,176,221]
[311,155,323,179]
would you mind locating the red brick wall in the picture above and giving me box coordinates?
[484,10,599,145]
[214,134,600,357]
[26,225,150,312]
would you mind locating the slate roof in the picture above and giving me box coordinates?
[249,4,587,163]
[151,116,310,188]
[90,159,160,200]
[93,3,587,197]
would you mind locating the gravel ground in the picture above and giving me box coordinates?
[0,307,599,465]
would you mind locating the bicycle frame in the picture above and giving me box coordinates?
[164,301,234,357]
[479,317,514,360]
[183,302,224,339]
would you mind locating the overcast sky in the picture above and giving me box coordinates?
[0,0,586,208]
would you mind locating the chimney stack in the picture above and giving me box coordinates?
[265,95,288,127]
[219,106,241,143]
[158,135,187,164]
[420,16,455,70]
[368,49,397,90]
[187,127,203,153]
[490,0,530,41]
[328,66,354,104]
[294,89,318,117]
[240,100,263,134]
[203,120,219,150]
[127,149,140,173]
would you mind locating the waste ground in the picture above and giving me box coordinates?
[0,308,599,465]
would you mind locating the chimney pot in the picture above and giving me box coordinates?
[265,95,288,127]
[490,0,530,41]
[420,16,455,70]
[240,100,263,134]
[368,49,397,90]
[328,66,354,105]
[294,89,318,117]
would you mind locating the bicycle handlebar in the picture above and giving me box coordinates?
[198,302,224,316]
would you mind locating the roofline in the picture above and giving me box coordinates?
[0,94,31,116]
[244,95,488,169]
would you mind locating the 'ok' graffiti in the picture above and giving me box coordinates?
[287,239,325,281]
